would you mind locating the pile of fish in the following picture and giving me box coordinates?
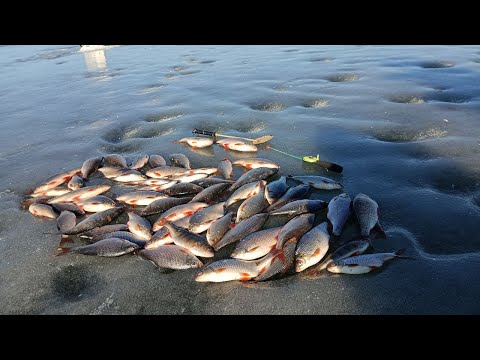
[22,143,410,283]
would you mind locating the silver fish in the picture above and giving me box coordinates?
[265,176,288,205]
[51,202,85,215]
[130,155,149,170]
[189,202,225,233]
[67,175,84,190]
[192,177,235,188]
[116,191,167,206]
[103,154,128,168]
[29,203,58,219]
[62,207,125,235]
[137,181,178,192]
[327,249,408,274]
[295,222,330,272]
[96,231,147,247]
[169,173,208,183]
[31,168,81,194]
[218,158,233,179]
[353,193,385,239]
[195,259,259,282]
[190,183,230,203]
[254,238,297,281]
[276,213,315,249]
[225,181,266,208]
[144,217,191,249]
[97,166,129,179]
[287,175,342,190]
[228,167,278,192]
[214,213,269,251]
[47,185,111,204]
[327,193,352,236]
[142,179,174,186]
[30,187,71,198]
[182,167,218,176]
[231,226,282,260]
[140,197,192,217]
[315,240,370,272]
[236,185,267,223]
[127,212,153,240]
[152,202,208,231]
[138,245,203,270]
[216,139,258,152]
[175,137,214,148]
[21,196,51,208]
[148,155,167,168]
[168,153,191,169]
[145,228,174,249]
[81,224,129,242]
[56,211,77,232]
[76,196,117,212]
[268,199,328,217]
[163,222,214,257]
[112,170,146,182]
[81,156,103,179]
[146,166,186,179]
[162,183,203,196]
[265,184,310,212]
[57,238,139,257]
[232,158,279,170]
[206,212,234,247]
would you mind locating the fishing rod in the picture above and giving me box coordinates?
[192,128,343,173]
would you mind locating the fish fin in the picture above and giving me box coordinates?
[229,223,236,229]
[213,267,227,273]
[239,273,252,281]
[394,248,415,260]
[54,247,72,257]
[246,246,260,253]
[371,221,387,239]
[369,265,379,270]
[327,221,334,235]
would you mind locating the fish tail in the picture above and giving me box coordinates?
[371,221,387,239]
[394,248,415,260]
[54,247,72,257]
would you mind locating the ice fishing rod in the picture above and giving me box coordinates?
[192,128,343,173]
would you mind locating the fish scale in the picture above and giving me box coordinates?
[228,167,278,192]
[231,226,282,260]
[152,202,208,231]
[47,185,111,204]
[213,213,269,251]
[265,184,310,212]
[138,246,203,269]
[189,202,225,233]
[63,238,139,257]
[163,222,214,257]
[276,213,315,249]
[195,258,259,282]
[254,238,297,281]
[295,222,330,272]
[62,207,124,235]
[225,181,266,208]
[218,159,233,179]
[327,193,352,236]
[206,212,234,247]
[236,186,267,223]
